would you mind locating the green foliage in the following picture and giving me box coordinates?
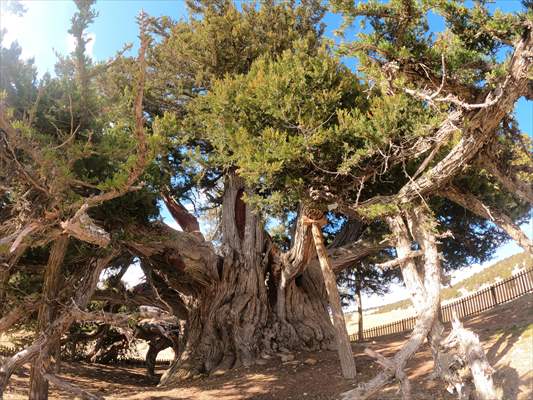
[184,40,444,213]
[1,0,161,224]
[143,0,327,201]
[185,43,358,201]
[2,0,530,328]
[333,0,529,91]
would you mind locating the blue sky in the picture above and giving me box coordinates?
[1,0,530,133]
[1,0,531,306]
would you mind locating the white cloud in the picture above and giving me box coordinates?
[66,32,96,59]
[1,1,79,75]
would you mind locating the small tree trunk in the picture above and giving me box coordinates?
[356,284,363,342]
[29,234,69,400]
[1,253,117,394]
[342,207,442,399]
[311,223,356,379]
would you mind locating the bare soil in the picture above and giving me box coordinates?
[5,293,533,400]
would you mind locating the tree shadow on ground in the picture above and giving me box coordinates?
[485,324,528,364]
[7,294,531,400]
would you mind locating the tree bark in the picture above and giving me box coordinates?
[441,186,533,254]
[443,315,498,400]
[478,157,533,205]
[356,283,363,342]
[162,191,204,239]
[29,234,69,400]
[0,253,118,395]
[311,222,356,379]
[342,206,442,399]
[158,176,336,385]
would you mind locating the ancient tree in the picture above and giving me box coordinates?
[0,1,532,400]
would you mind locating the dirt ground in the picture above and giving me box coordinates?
[4,293,533,400]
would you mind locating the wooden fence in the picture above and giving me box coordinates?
[349,268,533,342]
[2,269,531,361]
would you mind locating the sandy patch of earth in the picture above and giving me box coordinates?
[4,293,532,400]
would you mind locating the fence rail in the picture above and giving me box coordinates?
[349,268,533,342]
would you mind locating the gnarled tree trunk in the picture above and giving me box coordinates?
[159,175,337,385]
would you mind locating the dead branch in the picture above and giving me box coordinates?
[0,298,41,333]
[477,157,533,204]
[442,313,498,400]
[404,77,509,111]
[0,252,118,392]
[60,204,110,248]
[375,250,424,270]
[441,186,533,254]
[41,369,103,400]
[162,191,203,238]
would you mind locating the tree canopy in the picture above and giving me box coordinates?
[0,1,531,399]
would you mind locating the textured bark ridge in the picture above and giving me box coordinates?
[311,220,356,379]
[159,175,337,385]
[28,234,69,400]
[341,206,499,400]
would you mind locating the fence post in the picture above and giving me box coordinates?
[490,286,497,305]
[349,268,532,341]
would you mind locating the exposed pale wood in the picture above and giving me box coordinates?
[443,314,498,400]
[375,250,424,270]
[342,207,442,399]
[442,186,533,254]
[60,205,110,247]
[311,222,356,379]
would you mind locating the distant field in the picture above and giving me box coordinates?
[346,252,532,334]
